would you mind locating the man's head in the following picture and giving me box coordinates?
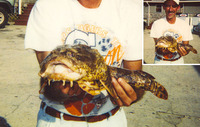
[163,0,180,22]
[164,0,179,5]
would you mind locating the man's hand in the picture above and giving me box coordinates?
[110,60,143,106]
[178,44,189,56]
[111,77,137,106]
[178,41,190,56]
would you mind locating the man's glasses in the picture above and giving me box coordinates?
[164,5,179,8]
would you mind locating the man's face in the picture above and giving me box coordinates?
[163,0,180,20]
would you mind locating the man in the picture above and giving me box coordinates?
[25,0,143,126]
[150,0,193,64]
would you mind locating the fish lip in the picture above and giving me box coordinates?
[156,43,170,48]
[43,58,79,74]
[39,59,86,81]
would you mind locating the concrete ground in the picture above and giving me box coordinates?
[0,25,200,127]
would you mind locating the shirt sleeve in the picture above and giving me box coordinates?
[150,20,161,39]
[24,0,63,51]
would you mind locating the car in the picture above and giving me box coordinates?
[0,0,15,28]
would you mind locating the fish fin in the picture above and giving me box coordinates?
[191,48,197,54]
[135,70,155,79]
[77,81,102,95]
[99,80,116,97]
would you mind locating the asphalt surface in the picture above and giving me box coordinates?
[0,25,200,127]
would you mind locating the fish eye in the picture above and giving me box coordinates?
[76,55,82,60]
[67,52,74,57]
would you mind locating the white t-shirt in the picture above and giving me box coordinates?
[150,17,193,61]
[25,0,142,117]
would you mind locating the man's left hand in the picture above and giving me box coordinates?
[111,77,137,106]
[178,41,190,56]
[178,44,189,56]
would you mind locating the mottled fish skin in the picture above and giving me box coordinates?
[156,36,197,54]
[108,67,168,100]
[39,44,168,102]
[177,43,197,54]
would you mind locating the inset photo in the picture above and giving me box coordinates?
[143,0,200,65]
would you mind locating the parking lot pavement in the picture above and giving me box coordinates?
[0,25,200,127]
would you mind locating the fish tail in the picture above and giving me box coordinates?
[191,48,197,54]
[109,67,168,100]
[180,44,197,54]
[145,80,168,100]
[132,71,168,100]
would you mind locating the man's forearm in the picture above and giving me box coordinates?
[35,51,51,65]
[123,60,142,71]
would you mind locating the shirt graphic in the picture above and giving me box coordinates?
[163,29,183,43]
[60,24,124,116]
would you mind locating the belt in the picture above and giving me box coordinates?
[41,102,120,123]
[156,55,181,61]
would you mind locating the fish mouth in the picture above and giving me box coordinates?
[156,42,170,48]
[39,59,86,82]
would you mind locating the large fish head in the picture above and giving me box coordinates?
[39,44,102,82]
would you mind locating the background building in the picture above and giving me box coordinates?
[144,0,200,31]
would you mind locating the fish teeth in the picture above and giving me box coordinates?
[48,80,51,86]
[46,79,73,87]
[62,80,65,86]
[70,81,73,87]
